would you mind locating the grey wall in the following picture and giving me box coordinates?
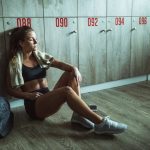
[0,0,150,94]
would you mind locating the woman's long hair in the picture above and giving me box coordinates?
[9,26,34,60]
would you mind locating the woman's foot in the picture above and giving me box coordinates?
[94,116,128,134]
[71,112,94,129]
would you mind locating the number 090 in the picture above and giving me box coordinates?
[56,18,68,27]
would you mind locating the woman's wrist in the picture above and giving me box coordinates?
[24,92,33,100]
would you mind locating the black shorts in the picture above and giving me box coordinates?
[24,87,49,119]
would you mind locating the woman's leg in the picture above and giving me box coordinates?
[35,72,103,124]
[53,71,81,96]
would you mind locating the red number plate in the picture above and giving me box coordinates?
[115,17,124,25]
[56,18,68,27]
[88,18,98,26]
[139,17,147,25]
[17,18,31,27]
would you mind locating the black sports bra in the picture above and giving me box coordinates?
[22,64,46,82]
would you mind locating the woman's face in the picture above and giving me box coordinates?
[20,31,37,53]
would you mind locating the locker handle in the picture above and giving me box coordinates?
[69,30,77,34]
[131,27,136,31]
[100,29,106,33]
[106,29,113,32]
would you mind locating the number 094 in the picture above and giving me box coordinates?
[115,17,124,25]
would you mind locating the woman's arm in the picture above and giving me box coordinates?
[51,59,74,72]
[51,59,82,82]
[6,71,40,100]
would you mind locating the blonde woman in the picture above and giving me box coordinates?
[7,26,127,135]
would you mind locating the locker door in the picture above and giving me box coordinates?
[2,0,43,17]
[132,0,150,16]
[44,0,77,17]
[79,17,107,86]
[78,0,106,17]
[0,0,2,17]
[44,18,78,88]
[4,18,45,56]
[0,18,6,95]
[107,0,132,16]
[107,17,131,81]
[130,17,150,76]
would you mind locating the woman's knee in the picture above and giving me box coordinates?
[64,86,74,95]
[63,71,74,78]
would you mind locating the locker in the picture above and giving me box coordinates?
[79,17,107,86]
[0,18,6,95]
[2,0,43,17]
[130,17,150,76]
[4,18,45,54]
[44,18,78,88]
[107,17,131,81]
[78,0,106,17]
[132,0,150,16]
[43,0,77,17]
[107,0,132,16]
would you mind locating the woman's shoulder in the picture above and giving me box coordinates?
[33,50,53,60]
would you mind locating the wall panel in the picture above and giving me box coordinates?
[79,17,107,86]
[132,0,150,16]
[107,0,132,16]
[0,0,149,90]
[2,0,43,17]
[130,17,150,76]
[44,0,77,17]
[44,18,78,88]
[107,17,131,81]
[78,0,106,17]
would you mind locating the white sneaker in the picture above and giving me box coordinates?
[94,116,128,134]
[71,112,94,129]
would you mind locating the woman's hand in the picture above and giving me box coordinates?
[72,67,82,84]
[27,92,43,100]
